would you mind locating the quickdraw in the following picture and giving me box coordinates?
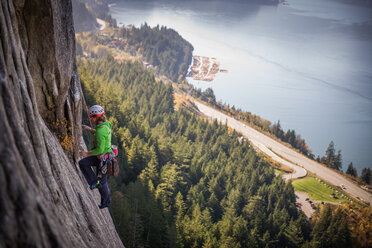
[97,152,115,176]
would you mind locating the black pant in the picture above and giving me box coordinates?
[79,156,111,206]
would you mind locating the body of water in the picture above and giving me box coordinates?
[110,0,372,173]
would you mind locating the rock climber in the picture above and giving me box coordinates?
[79,105,113,209]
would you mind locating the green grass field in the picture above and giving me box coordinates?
[292,177,350,204]
[274,169,288,175]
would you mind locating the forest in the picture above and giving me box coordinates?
[117,23,194,82]
[318,141,371,185]
[71,0,98,32]
[78,56,357,247]
[72,0,117,32]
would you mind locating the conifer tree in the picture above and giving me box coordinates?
[334,150,342,171]
[324,141,336,169]
[284,220,305,247]
[346,162,357,177]
[311,205,332,247]
[310,206,351,248]
[360,168,371,185]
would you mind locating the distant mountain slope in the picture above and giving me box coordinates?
[118,23,194,81]
[0,0,123,247]
[72,0,117,32]
[72,0,99,32]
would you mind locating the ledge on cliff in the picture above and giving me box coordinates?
[0,0,123,247]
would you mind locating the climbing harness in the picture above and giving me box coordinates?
[97,152,114,176]
[96,150,119,178]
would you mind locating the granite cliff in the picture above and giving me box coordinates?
[0,0,124,247]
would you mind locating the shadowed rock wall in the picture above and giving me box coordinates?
[0,0,124,247]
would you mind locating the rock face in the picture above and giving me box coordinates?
[0,0,124,247]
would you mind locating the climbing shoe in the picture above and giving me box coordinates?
[89,180,100,190]
[98,204,109,209]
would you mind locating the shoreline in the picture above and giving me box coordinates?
[192,100,371,205]
[187,55,228,82]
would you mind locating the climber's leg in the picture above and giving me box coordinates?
[78,156,100,187]
[98,176,111,209]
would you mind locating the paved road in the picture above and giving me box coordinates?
[195,101,372,205]
[195,101,307,180]
[295,192,341,218]
[296,192,315,218]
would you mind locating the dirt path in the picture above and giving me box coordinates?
[194,100,372,205]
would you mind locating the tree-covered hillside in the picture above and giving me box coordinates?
[71,0,99,32]
[118,23,193,82]
[72,0,117,32]
[79,56,303,247]
[79,56,355,247]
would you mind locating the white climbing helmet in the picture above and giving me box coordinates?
[88,105,104,117]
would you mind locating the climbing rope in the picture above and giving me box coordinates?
[81,92,94,147]
[81,92,94,131]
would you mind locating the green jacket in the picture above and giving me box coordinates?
[91,121,113,156]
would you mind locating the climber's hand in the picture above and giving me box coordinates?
[82,125,93,133]
[80,151,88,157]
[82,125,90,130]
